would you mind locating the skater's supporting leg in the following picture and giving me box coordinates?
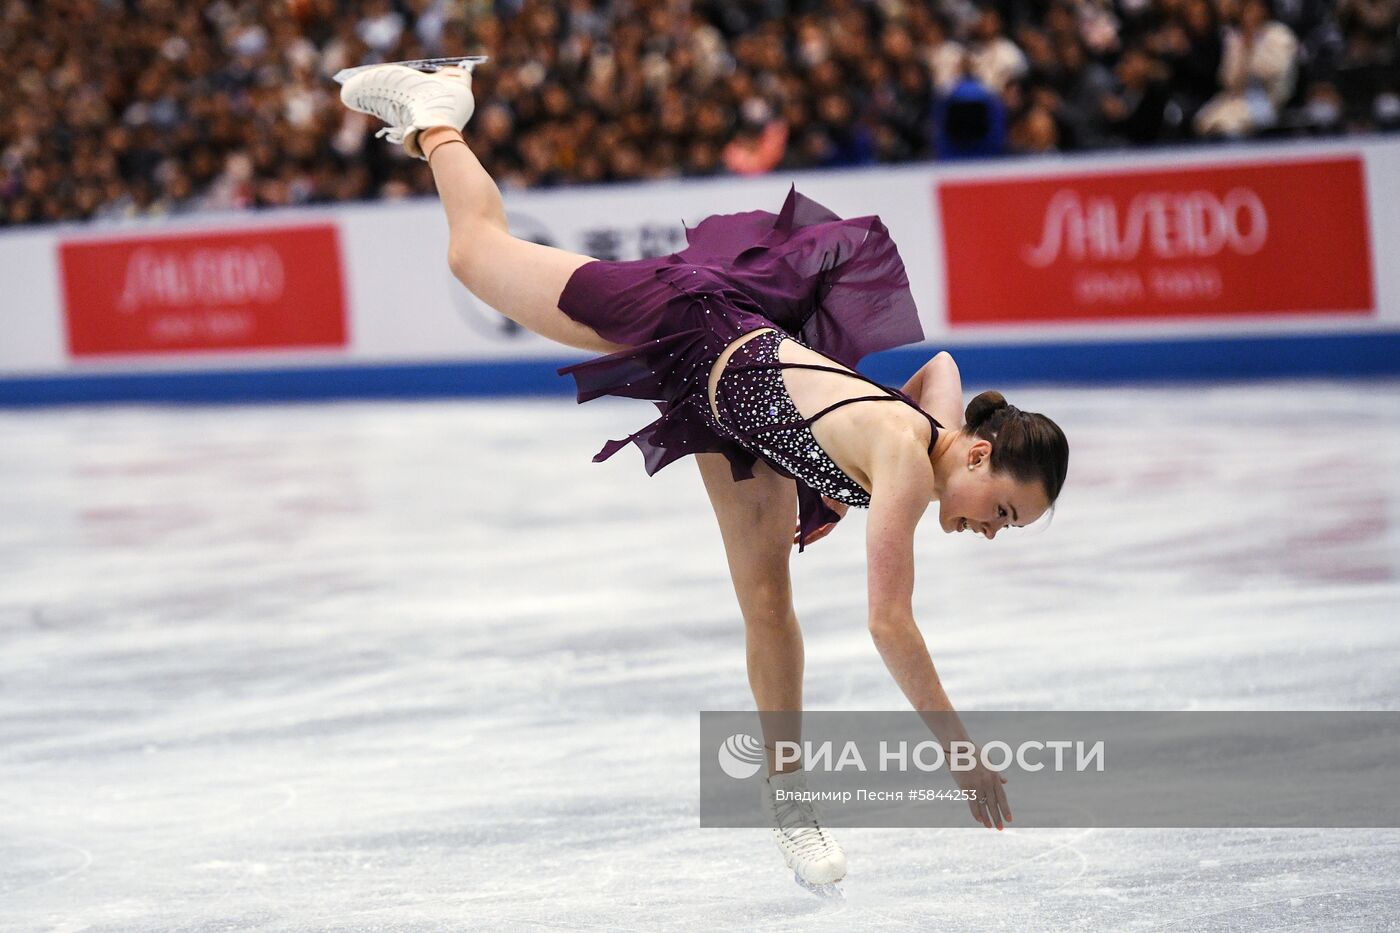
[422,128,625,354]
[699,454,848,884]
[696,453,804,775]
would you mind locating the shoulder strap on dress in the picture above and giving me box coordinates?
[723,359,943,453]
[884,386,944,454]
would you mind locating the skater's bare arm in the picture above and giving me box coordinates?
[866,451,1013,831]
[864,447,954,708]
[862,451,1008,829]
[865,472,956,715]
[900,351,964,429]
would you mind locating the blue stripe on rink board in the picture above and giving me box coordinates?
[2,332,1398,406]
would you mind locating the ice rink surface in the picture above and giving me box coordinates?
[2,380,1398,931]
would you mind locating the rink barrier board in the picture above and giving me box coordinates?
[2,331,1397,406]
[4,137,1400,396]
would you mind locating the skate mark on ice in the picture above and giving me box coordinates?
[199,784,299,913]
[0,836,93,898]
[212,782,299,834]
[1045,838,1091,895]
[982,826,1096,887]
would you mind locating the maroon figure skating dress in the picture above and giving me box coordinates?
[556,186,940,551]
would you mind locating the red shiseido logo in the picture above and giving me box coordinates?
[939,156,1374,324]
[116,245,287,312]
[61,225,347,356]
[1023,188,1268,267]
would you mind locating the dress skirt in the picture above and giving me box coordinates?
[555,185,926,550]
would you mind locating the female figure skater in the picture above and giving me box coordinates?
[340,64,1068,891]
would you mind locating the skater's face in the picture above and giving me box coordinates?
[937,440,1051,539]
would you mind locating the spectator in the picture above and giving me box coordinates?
[1299,78,1348,133]
[1335,0,1400,123]
[1077,0,1124,58]
[1102,45,1171,145]
[1150,0,1226,134]
[722,100,789,175]
[1053,37,1118,148]
[1010,102,1062,152]
[1196,0,1301,136]
[935,59,1010,159]
[969,8,1029,94]
[917,11,969,95]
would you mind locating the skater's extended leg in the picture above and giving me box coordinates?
[424,133,624,353]
[696,453,804,775]
[340,66,624,354]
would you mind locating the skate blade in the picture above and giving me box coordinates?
[333,56,489,85]
[794,872,845,900]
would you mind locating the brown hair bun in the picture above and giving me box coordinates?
[962,390,1068,503]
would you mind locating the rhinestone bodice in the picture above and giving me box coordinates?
[706,329,941,507]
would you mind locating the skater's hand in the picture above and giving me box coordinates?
[956,763,1011,831]
[793,497,849,547]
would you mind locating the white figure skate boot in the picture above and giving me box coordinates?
[763,770,847,896]
[338,63,475,159]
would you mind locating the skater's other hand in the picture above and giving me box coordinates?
[795,521,837,546]
[793,497,850,547]
[820,496,851,518]
[956,763,1011,830]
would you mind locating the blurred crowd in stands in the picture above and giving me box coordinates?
[3,0,1398,225]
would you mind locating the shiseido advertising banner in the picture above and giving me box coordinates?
[5,139,1398,394]
[938,156,1376,325]
[59,225,348,356]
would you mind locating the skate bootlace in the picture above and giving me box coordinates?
[351,90,411,142]
[356,81,462,147]
[773,795,837,858]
